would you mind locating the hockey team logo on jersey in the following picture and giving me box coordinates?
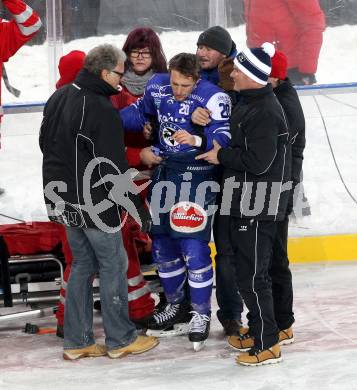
[170,202,208,233]
[160,121,181,151]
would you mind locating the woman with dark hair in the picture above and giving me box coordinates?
[111,27,167,168]
[122,27,167,73]
[109,27,167,328]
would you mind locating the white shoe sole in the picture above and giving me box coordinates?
[279,336,294,346]
[228,339,252,352]
[229,344,251,352]
[237,356,283,366]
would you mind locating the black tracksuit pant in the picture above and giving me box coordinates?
[214,215,244,321]
[227,216,279,350]
[270,216,295,330]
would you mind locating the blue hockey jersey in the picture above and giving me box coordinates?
[120,73,231,157]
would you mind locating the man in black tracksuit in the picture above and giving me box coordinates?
[197,43,291,366]
[268,50,306,343]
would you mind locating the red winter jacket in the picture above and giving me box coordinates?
[111,86,150,170]
[244,0,325,74]
[0,0,42,121]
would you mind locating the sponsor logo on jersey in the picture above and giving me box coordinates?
[186,166,213,171]
[147,83,161,91]
[217,94,231,103]
[190,94,205,104]
[170,201,207,233]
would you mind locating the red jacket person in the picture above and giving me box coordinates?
[0,0,42,194]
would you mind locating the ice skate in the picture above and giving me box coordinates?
[146,302,192,337]
[188,311,210,352]
[146,322,190,337]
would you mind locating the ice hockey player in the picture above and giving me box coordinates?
[120,53,231,351]
[0,0,42,195]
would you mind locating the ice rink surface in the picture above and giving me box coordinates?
[1,261,357,390]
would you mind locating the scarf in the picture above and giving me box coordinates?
[122,69,153,96]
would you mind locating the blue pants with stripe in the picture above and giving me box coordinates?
[152,235,213,314]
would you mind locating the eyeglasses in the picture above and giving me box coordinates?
[130,50,151,59]
[111,70,124,78]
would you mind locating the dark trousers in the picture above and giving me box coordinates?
[270,217,295,330]
[228,217,279,350]
[214,215,244,321]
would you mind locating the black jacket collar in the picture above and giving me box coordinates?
[239,83,273,100]
[273,78,293,95]
[74,69,119,97]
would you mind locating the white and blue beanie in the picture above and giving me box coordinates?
[234,42,275,85]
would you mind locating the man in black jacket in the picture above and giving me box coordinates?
[40,44,158,360]
[228,50,306,351]
[197,43,291,366]
[267,49,306,345]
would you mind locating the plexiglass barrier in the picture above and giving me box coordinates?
[1,0,357,106]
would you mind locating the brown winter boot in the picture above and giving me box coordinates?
[63,344,107,360]
[236,344,282,366]
[279,327,294,345]
[228,333,254,351]
[107,335,159,359]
